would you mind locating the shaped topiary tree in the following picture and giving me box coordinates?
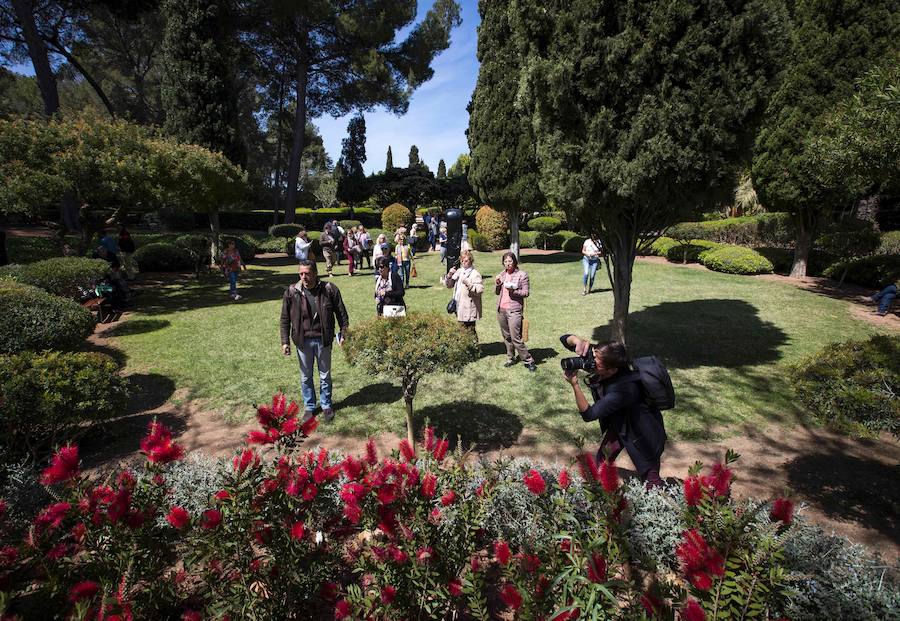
[475,205,509,250]
[343,313,478,444]
[381,202,414,233]
[527,216,561,250]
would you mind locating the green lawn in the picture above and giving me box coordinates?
[108,250,884,449]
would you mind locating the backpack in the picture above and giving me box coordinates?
[631,356,676,410]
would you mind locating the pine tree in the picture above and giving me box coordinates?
[437,159,446,179]
[408,144,420,168]
[386,145,394,170]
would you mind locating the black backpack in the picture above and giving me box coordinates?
[631,356,676,410]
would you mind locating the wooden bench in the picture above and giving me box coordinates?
[81,297,112,323]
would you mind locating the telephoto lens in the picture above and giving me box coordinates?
[560,353,596,373]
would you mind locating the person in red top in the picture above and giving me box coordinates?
[220,239,245,300]
[494,251,535,372]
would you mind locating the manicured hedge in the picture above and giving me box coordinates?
[0,351,128,463]
[382,203,413,233]
[822,254,900,289]
[134,243,193,272]
[518,231,538,248]
[642,236,678,256]
[475,206,509,251]
[700,245,774,275]
[6,257,109,300]
[269,223,305,238]
[0,281,94,354]
[526,216,562,234]
[562,234,587,253]
[791,334,899,437]
[339,220,362,230]
[670,213,795,247]
[665,239,721,263]
[6,236,63,264]
[466,229,490,252]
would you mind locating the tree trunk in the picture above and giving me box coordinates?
[49,42,116,119]
[209,209,221,264]
[608,236,637,346]
[509,209,519,256]
[0,230,8,266]
[790,213,816,278]
[272,66,287,225]
[404,396,415,447]
[283,60,309,224]
[11,0,59,116]
[61,193,79,232]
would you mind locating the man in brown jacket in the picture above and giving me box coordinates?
[281,260,349,422]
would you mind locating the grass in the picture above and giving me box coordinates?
[107,249,886,450]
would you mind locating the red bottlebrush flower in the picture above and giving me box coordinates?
[523,469,546,495]
[68,580,99,602]
[200,509,222,530]
[499,583,522,610]
[141,421,184,464]
[334,599,351,619]
[340,482,366,504]
[0,499,7,520]
[289,521,305,541]
[520,553,541,573]
[320,581,340,601]
[342,455,363,480]
[577,452,600,482]
[421,472,437,498]
[599,459,619,493]
[676,530,724,591]
[152,473,166,486]
[770,498,794,526]
[214,490,231,501]
[640,592,663,617]
[475,481,486,497]
[380,585,397,605]
[280,417,298,435]
[313,465,329,484]
[35,502,71,532]
[684,476,703,506]
[233,449,259,473]
[681,598,706,621]
[433,438,449,462]
[494,540,511,565]
[470,555,480,573]
[377,483,400,505]
[0,545,18,568]
[702,463,732,498]
[166,506,190,529]
[423,426,436,451]
[586,552,607,583]
[448,578,463,597]
[302,484,318,502]
[301,415,318,436]
[248,429,277,445]
[40,445,80,486]
[181,611,202,621]
[285,477,302,497]
[71,521,86,542]
[365,438,378,465]
[440,489,456,506]
[416,546,433,564]
[429,507,442,523]
[389,545,409,564]
[558,469,571,489]
[45,543,68,560]
[398,439,416,462]
[124,509,145,529]
[343,502,362,524]
[559,538,571,553]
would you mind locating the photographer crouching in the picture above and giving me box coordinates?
[560,334,667,488]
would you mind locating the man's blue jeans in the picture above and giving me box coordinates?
[873,284,897,314]
[297,337,332,411]
[398,260,411,287]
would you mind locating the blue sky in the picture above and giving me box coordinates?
[6,0,480,176]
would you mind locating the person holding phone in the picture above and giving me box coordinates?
[495,251,536,372]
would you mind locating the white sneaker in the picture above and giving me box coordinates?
[233,294,242,301]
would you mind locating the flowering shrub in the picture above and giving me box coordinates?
[1,393,894,620]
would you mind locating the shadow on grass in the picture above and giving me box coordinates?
[413,401,523,452]
[478,344,558,365]
[104,318,171,337]
[124,373,176,415]
[593,299,787,369]
[519,253,578,265]
[79,410,188,469]
[334,382,398,410]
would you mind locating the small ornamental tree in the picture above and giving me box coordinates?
[475,205,509,250]
[343,313,478,444]
[381,202,414,233]
[527,216,561,250]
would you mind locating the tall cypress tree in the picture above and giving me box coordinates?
[437,159,446,179]
[386,145,394,170]
[337,114,367,204]
[467,0,544,255]
[753,0,900,278]
[408,145,420,168]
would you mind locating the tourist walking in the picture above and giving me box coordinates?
[358,226,372,268]
[372,233,387,266]
[582,233,602,295]
[395,234,413,287]
[444,249,483,338]
[343,227,359,276]
[320,224,337,277]
[495,251,535,372]
[280,260,350,422]
[294,228,313,262]
[219,239,245,301]
[374,256,405,316]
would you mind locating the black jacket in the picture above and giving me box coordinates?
[280,281,349,347]
[376,272,405,315]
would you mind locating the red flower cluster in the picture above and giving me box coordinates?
[599,460,619,493]
[558,469,571,489]
[440,489,456,506]
[524,469,546,495]
[770,498,794,525]
[577,452,600,483]
[166,506,190,529]
[676,529,725,590]
[494,540,511,565]
[68,580,99,602]
[586,551,607,583]
[233,449,260,474]
[380,585,396,604]
[684,462,733,506]
[399,439,416,462]
[40,445,80,486]
[200,509,222,530]
[682,598,706,621]
[499,583,522,610]
[249,393,317,445]
[448,578,463,597]
[140,421,184,464]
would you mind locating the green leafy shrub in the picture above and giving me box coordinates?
[790,335,899,436]
[174,234,212,275]
[562,234,588,253]
[6,236,62,264]
[0,280,94,353]
[6,257,109,300]
[133,233,181,247]
[475,206,509,250]
[642,236,678,256]
[381,203,413,232]
[256,236,291,254]
[822,254,900,289]
[220,234,258,262]
[134,242,193,272]
[339,219,362,230]
[665,239,721,263]
[0,351,128,462]
[700,245,774,275]
[526,216,561,236]
[466,229,491,252]
[518,230,538,248]
[669,213,796,247]
[877,230,900,255]
[268,223,305,238]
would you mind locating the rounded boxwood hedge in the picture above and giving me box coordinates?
[699,245,774,275]
[269,223,305,238]
[134,242,193,272]
[644,236,678,256]
[466,229,491,252]
[665,239,721,263]
[526,216,562,234]
[562,234,588,253]
[0,350,129,462]
[0,280,94,354]
[822,254,900,289]
[7,257,109,300]
[475,206,509,250]
[382,203,414,233]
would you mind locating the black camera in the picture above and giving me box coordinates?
[560,346,596,373]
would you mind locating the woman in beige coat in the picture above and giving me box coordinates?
[444,249,484,338]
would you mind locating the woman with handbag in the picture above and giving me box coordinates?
[495,251,536,372]
[374,256,405,316]
[444,249,483,338]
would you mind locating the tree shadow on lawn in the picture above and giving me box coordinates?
[478,342,557,365]
[102,318,171,337]
[79,410,187,470]
[413,402,523,452]
[124,373,177,415]
[334,382,398,410]
[593,299,787,369]
[519,253,578,265]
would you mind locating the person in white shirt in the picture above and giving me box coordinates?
[581,233,603,296]
[294,228,313,262]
